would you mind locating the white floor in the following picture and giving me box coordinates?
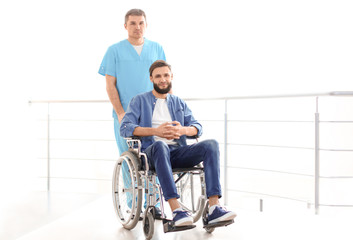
[2,191,353,240]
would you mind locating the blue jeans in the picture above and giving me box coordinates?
[114,119,160,208]
[144,139,222,201]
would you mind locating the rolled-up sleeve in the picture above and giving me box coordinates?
[120,97,140,137]
[183,101,203,137]
[191,122,202,137]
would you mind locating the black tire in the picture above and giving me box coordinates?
[205,227,215,233]
[143,211,154,240]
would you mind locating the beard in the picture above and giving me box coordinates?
[153,82,172,94]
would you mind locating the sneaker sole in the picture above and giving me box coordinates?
[175,217,193,227]
[209,212,237,224]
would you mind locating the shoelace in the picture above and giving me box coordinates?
[220,206,228,211]
[208,205,227,217]
[173,210,191,218]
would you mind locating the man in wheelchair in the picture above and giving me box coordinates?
[120,60,236,227]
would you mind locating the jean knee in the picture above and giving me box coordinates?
[206,139,219,148]
[153,141,169,151]
[151,141,169,157]
[200,139,219,153]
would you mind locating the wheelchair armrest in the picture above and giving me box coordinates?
[125,137,142,155]
[124,136,141,140]
[124,137,150,172]
[124,137,142,144]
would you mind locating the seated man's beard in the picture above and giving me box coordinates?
[154,82,172,94]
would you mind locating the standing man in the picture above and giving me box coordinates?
[98,9,166,215]
[98,9,166,155]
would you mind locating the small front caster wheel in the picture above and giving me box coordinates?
[143,211,154,240]
[205,226,215,233]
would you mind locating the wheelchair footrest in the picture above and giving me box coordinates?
[203,219,234,229]
[163,219,196,233]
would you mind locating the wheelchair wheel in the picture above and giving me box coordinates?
[112,150,142,230]
[205,226,215,233]
[143,211,154,240]
[177,168,206,222]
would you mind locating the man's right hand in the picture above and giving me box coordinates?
[155,122,181,140]
[118,112,125,123]
[106,75,125,124]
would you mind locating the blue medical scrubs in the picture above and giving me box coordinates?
[99,38,165,209]
[99,38,166,154]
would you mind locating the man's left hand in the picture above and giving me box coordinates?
[168,121,184,139]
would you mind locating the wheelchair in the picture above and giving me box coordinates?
[112,138,233,239]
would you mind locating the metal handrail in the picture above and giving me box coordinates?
[29,91,353,214]
[28,91,353,104]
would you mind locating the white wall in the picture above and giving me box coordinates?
[1,0,353,201]
[1,0,353,101]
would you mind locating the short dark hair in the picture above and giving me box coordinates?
[149,60,172,76]
[125,9,146,24]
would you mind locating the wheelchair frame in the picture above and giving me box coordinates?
[112,138,232,239]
